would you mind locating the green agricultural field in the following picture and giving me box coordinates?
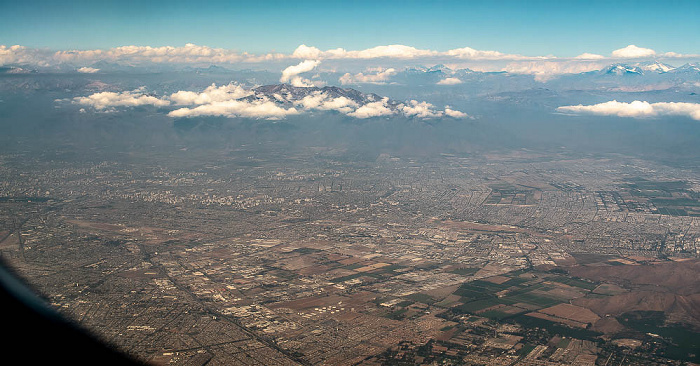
[500,292,561,308]
[456,298,503,313]
[449,267,479,276]
[512,314,601,340]
[406,292,436,305]
[478,310,512,320]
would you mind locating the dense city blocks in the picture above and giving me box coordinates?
[1,144,698,365]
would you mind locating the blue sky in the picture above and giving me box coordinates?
[1,0,698,57]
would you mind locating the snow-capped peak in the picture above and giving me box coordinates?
[635,61,675,73]
[426,64,452,73]
[600,63,644,75]
[405,64,454,74]
[672,63,700,73]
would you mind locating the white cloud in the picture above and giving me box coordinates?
[77,67,99,73]
[661,51,700,58]
[0,45,52,66]
[292,91,466,119]
[662,52,684,58]
[0,45,24,63]
[444,46,528,60]
[400,100,443,118]
[292,44,438,60]
[290,44,323,59]
[445,107,468,118]
[280,60,320,82]
[5,43,699,71]
[292,45,345,59]
[280,60,321,87]
[0,43,548,67]
[396,101,468,118]
[574,53,605,60]
[75,83,469,120]
[347,100,395,118]
[339,68,396,84]
[349,45,438,59]
[290,44,535,61]
[168,99,298,119]
[73,88,170,110]
[54,43,251,64]
[557,100,700,120]
[170,83,252,105]
[296,91,358,114]
[1,43,263,67]
[611,45,656,58]
[318,96,358,113]
[288,76,316,87]
[7,42,499,67]
[436,77,463,85]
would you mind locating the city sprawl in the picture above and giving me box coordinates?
[1,145,699,365]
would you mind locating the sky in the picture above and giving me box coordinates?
[1,0,699,57]
[2,1,700,122]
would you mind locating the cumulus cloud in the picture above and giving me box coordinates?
[77,67,99,73]
[290,44,535,61]
[557,100,700,120]
[170,83,252,105]
[292,91,468,119]
[0,45,52,66]
[280,60,320,82]
[167,88,465,120]
[574,53,605,60]
[398,101,469,119]
[399,100,444,118]
[661,51,700,58]
[0,45,24,62]
[347,100,395,118]
[611,45,656,58]
[445,107,468,118]
[72,83,468,120]
[73,88,170,110]
[436,77,463,85]
[168,99,298,119]
[291,45,344,59]
[295,91,358,114]
[339,68,396,84]
[349,45,437,59]
[287,77,312,87]
[280,60,321,87]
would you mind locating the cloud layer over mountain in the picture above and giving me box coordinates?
[170,83,253,105]
[3,43,698,77]
[280,60,322,87]
[72,84,468,120]
[72,88,171,110]
[558,100,700,121]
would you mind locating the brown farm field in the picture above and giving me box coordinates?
[567,259,700,294]
[539,303,600,324]
[567,259,700,328]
